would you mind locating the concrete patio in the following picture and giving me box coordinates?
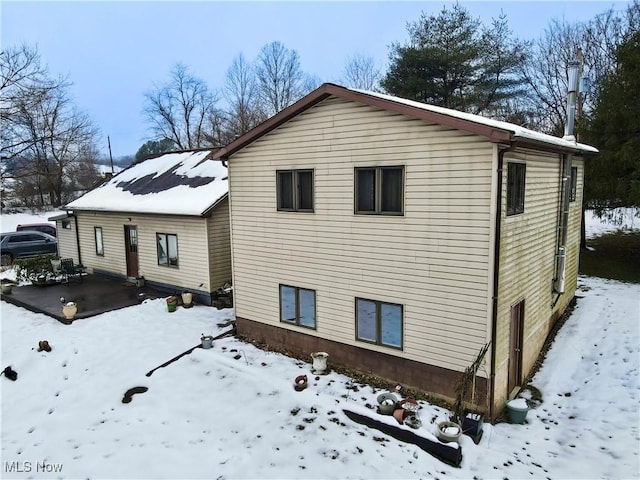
[1,274,167,324]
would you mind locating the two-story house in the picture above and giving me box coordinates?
[213,84,597,418]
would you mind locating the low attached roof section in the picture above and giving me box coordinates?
[214,83,598,159]
[66,149,228,216]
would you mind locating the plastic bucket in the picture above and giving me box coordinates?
[506,402,529,424]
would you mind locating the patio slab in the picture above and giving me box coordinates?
[1,274,166,324]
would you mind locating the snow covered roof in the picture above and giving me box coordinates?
[215,83,598,159]
[66,149,228,216]
[350,88,599,155]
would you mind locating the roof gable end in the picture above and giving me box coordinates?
[214,83,597,158]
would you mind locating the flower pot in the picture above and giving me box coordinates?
[404,414,422,429]
[311,351,329,374]
[377,393,398,415]
[506,398,529,424]
[62,302,77,320]
[1,283,14,294]
[294,374,308,391]
[181,291,193,308]
[166,296,178,313]
[436,421,462,443]
[392,408,407,424]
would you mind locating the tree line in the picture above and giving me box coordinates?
[1,1,638,211]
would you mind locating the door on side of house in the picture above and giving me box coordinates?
[124,225,139,278]
[508,298,525,397]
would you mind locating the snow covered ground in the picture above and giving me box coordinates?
[585,207,639,239]
[1,211,639,479]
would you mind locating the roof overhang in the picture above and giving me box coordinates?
[214,83,597,159]
[48,212,72,221]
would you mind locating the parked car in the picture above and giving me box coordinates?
[16,223,57,237]
[0,231,58,266]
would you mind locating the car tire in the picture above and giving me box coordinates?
[0,253,13,267]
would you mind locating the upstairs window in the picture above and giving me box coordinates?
[570,166,578,202]
[277,169,314,212]
[506,162,526,216]
[355,166,404,215]
[157,233,179,267]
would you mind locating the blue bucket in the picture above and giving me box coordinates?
[506,401,529,424]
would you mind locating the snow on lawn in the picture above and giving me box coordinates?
[0,211,63,233]
[585,207,639,239]
[1,210,639,479]
[0,278,637,479]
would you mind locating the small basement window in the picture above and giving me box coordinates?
[280,285,316,329]
[356,298,403,349]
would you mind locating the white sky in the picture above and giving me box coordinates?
[1,208,638,478]
[1,0,627,158]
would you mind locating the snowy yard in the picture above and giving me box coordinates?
[1,211,639,479]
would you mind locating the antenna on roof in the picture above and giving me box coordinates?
[107,136,114,174]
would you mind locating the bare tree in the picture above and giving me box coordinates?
[144,63,221,149]
[1,44,99,207]
[254,41,308,117]
[520,2,638,136]
[223,53,265,140]
[519,19,586,136]
[342,53,382,91]
[9,85,99,206]
[1,44,67,160]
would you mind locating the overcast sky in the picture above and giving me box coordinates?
[1,1,626,159]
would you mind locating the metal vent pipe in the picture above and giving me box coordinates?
[553,57,581,295]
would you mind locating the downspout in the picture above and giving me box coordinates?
[489,143,516,422]
[552,58,581,302]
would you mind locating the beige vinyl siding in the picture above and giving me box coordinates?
[74,211,213,291]
[493,151,584,402]
[55,218,79,261]
[229,96,495,372]
[206,197,232,289]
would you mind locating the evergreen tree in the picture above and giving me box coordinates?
[135,139,176,162]
[584,30,640,210]
[382,5,527,117]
